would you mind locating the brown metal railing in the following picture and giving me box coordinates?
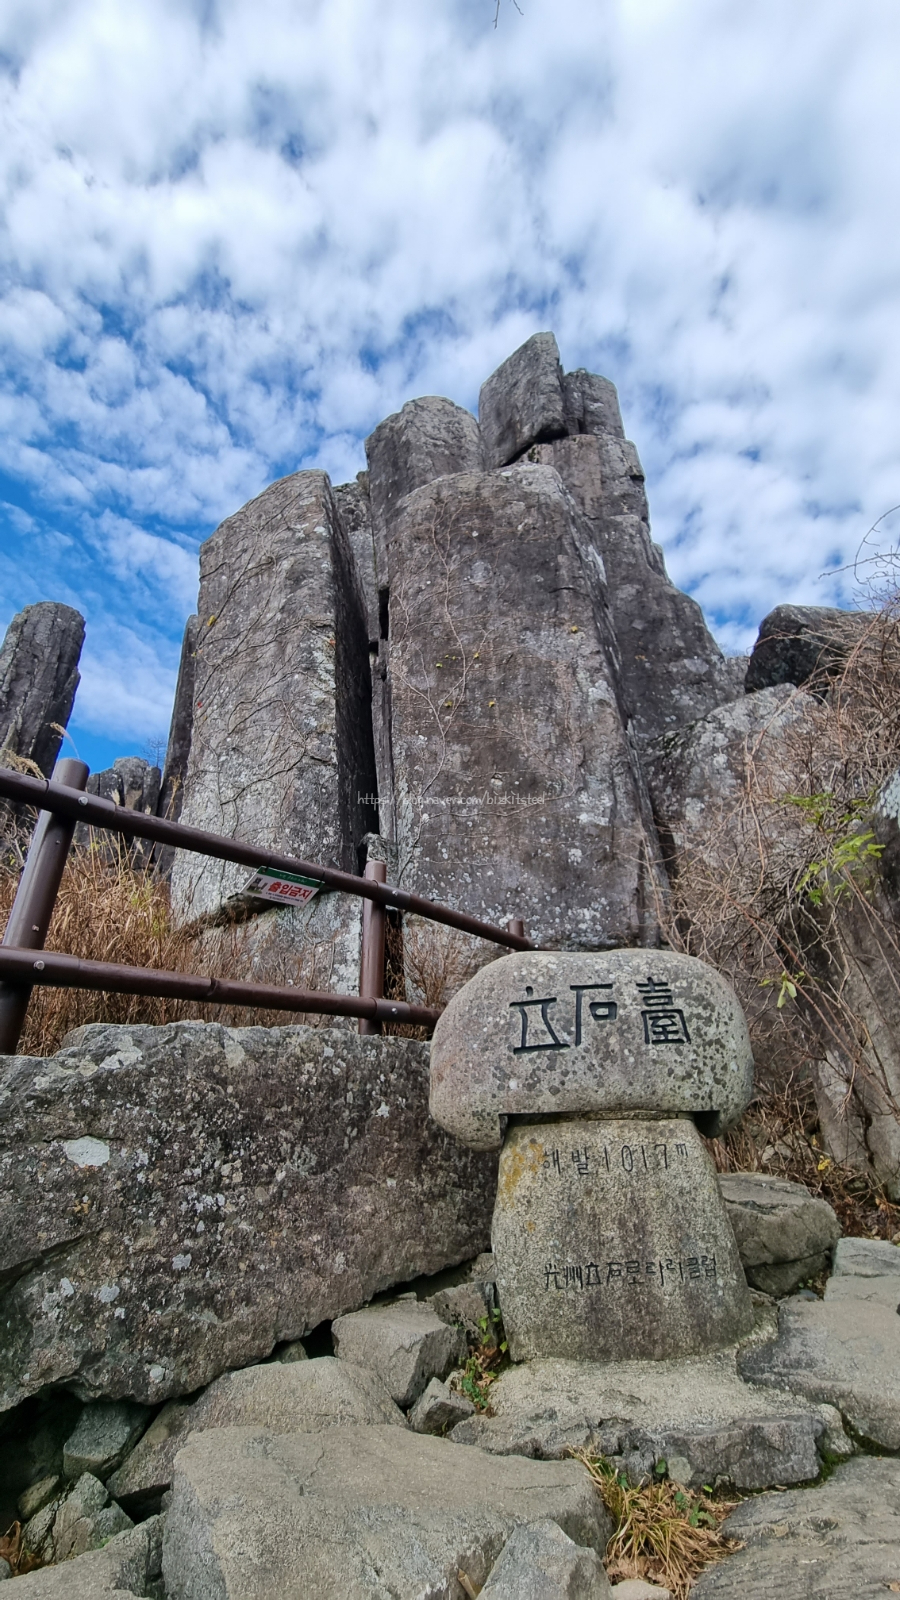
[0,763,532,1054]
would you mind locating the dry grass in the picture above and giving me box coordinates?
[0,1520,43,1577]
[382,913,499,1039]
[0,842,348,1057]
[659,602,900,1233]
[574,1452,740,1598]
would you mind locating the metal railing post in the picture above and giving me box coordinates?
[507,917,526,941]
[358,859,387,1037]
[0,757,89,1054]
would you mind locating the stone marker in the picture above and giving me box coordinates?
[429,948,755,1364]
[493,1118,752,1362]
[430,949,754,1151]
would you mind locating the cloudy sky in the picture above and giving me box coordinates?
[1,0,897,773]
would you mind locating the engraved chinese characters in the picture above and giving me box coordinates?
[492,1119,753,1362]
[428,949,755,1362]
[430,949,754,1152]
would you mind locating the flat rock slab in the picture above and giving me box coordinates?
[430,950,753,1150]
[162,1423,612,1600]
[332,1302,467,1408]
[480,1519,612,1598]
[691,1455,900,1599]
[824,1235,900,1307]
[492,1118,753,1362]
[0,1021,495,1411]
[739,1294,900,1448]
[718,1173,840,1296]
[107,1356,403,1512]
[450,1351,848,1490]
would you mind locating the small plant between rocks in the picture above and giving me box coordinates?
[573,1451,741,1598]
[452,1308,509,1411]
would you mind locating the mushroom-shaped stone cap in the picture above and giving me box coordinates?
[429,949,753,1150]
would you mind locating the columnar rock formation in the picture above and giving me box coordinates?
[0,602,85,777]
[167,332,740,963]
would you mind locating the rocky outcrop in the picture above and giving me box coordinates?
[479,332,568,468]
[383,461,661,948]
[74,758,161,864]
[156,613,198,826]
[0,603,85,777]
[365,395,484,580]
[0,1021,496,1412]
[745,603,872,693]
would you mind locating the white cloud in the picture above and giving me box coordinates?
[0,0,896,753]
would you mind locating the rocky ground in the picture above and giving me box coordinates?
[1,1195,898,1597]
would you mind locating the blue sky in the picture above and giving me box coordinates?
[1,0,898,776]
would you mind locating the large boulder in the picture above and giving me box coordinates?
[745,603,871,694]
[382,460,662,950]
[691,1455,900,1599]
[162,1423,611,1599]
[719,1173,841,1295]
[479,332,567,468]
[0,602,85,778]
[365,395,484,580]
[0,1021,496,1412]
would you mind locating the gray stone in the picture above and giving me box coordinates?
[0,1022,497,1413]
[18,1474,62,1520]
[534,432,734,750]
[365,394,484,578]
[0,1560,9,1579]
[429,950,754,1150]
[491,1118,753,1363]
[63,1399,151,1481]
[408,1376,476,1435]
[0,602,84,778]
[824,1236,900,1307]
[449,1352,846,1490]
[162,1422,612,1600]
[691,1455,900,1599]
[745,603,871,694]
[479,332,567,467]
[24,1472,133,1565]
[333,1302,467,1409]
[169,468,378,999]
[106,1354,404,1512]
[154,613,199,873]
[12,1516,161,1597]
[430,1278,496,1336]
[382,462,661,953]
[272,1338,309,1361]
[334,477,379,645]
[480,1519,613,1598]
[739,1293,900,1447]
[718,1173,840,1294]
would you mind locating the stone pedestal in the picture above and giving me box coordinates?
[492,1116,753,1362]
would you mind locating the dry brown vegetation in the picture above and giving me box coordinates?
[0,838,347,1057]
[660,598,900,1238]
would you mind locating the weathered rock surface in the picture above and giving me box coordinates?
[162,1422,611,1600]
[824,1236,900,1307]
[449,1350,849,1490]
[107,1356,404,1513]
[534,431,733,749]
[691,1455,900,1598]
[739,1293,900,1447]
[610,1584,671,1599]
[12,1516,162,1598]
[23,1472,133,1565]
[429,950,754,1150]
[0,1022,496,1412]
[408,1376,476,1435]
[62,1399,150,1481]
[479,332,567,467]
[365,395,484,579]
[744,603,871,693]
[155,613,199,875]
[75,758,161,864]
[383,462,661,950]
[333,1301,467,1408]
[0,602,84,778]
[492,1118,753,1363]
[479,1518,613,1599]
[719,1173,841,1295]
[169,468,378,994]
[334,477,379,644]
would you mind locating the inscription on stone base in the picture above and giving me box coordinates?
[492,1116,753,1363]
